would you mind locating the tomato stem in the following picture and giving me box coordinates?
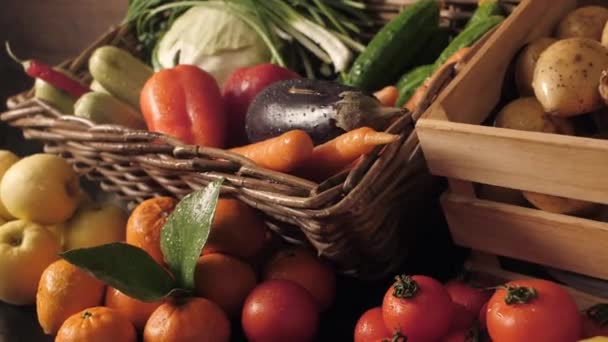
[586,303,608,327]
[392,275,419,299]
[503,285,537,305]
[382,331,407,342]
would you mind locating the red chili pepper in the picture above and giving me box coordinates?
[5,42,89,98]
[140,64,227,147]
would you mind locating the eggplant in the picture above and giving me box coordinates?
[245,78,405,145]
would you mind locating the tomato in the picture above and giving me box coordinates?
[445,280,493,316]
[140,64,226,147]
[449,303,476,332]
[354,307,391,342]
[242,279,319,342]
[441,328,490,342]
[263,246,336,312]
[478,302,488,331]
[222,63,299,146]
[382,275,454,342]
[486,279,581,342]
[372,332,407,342]
[581,304,608,338]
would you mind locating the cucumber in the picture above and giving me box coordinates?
[465,0,503,29]
[411,26,451,67]
[74,92,146,129]
[433,15,505,68]
[344,0,439,91]
[34,69,77,114]
[88,46,153,110]
[395,64,434,107]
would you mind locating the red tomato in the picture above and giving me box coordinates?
[140,64,226,147]
[263,247,336,312]
[449,303,476,332]
[486,279,581,342]
[478,302,488,331]
[581,304,608,338]
[382,275,454,342]
[441,328,490,342]
[242,279,318,342]
[354,307,391,342]
[445,280,493,316]
[222,63,299,146]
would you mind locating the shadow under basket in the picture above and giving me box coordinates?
[0,0,514,280]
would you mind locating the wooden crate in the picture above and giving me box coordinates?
[416,0,608,294]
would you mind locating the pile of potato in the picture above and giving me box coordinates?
[484,5,608,217]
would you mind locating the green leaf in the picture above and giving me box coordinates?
[161,179,223,290]
[61,243,176,302]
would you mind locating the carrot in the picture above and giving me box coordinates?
[374,86,399,107]
[404,47,471,112]
[295,127,399,181]
[229,130,314,173]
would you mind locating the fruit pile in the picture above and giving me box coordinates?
[0,152,127,306]
[3,177,337,341]
[355,274,608,342]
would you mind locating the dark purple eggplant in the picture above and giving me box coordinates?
[245,78,405,145]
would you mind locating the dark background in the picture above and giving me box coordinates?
[0,1,466,341]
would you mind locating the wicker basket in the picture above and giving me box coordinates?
[0,0,517,279]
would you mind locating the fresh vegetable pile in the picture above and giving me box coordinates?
[478,4,608,218]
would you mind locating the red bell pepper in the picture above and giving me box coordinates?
[140,65,226,147]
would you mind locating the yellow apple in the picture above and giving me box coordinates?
[64,202,128,250]
[0,220,61,305]
[0,150,19,220]
[0,154,81,225]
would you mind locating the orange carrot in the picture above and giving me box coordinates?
[374,86,399,107]
[404,47,471,112]
[230,130,314,173]
[295,127,399,181]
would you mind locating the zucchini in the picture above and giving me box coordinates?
[465,0,503,29]
[433,15,505,68]
[395,64,434,107]
[411,26,451,67]
[344,0,439,91]
[74,92,146,129]
[34,69,77,114]
[90,80,110,94]
[88,46,153,110]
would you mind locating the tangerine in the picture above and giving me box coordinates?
[126,196,177,265]
[36,259,105,335]
[55,306,137,342]
[144,297,230,342]
[194,253,257,317]
[105,287,163,331]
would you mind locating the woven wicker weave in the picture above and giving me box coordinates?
[1,0,517,279]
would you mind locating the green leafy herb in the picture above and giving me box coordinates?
[61,243,176,302]
[161,179,222,290]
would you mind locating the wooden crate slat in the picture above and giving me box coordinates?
[442,192,608,280]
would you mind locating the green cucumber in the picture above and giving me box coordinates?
[74,92,146,129]
[395,64,434,107]
[465,0,503,29]
[88,46,153,110]
[433,15,505,68]
[34,69,77,114]
[344,0,439,91]
[411,26,451,67]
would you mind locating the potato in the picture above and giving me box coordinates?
[522,191,598,215]
[532,38,608,117]
[556,6,608,41]
[494,97,574,134]
[515,38,557,96]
